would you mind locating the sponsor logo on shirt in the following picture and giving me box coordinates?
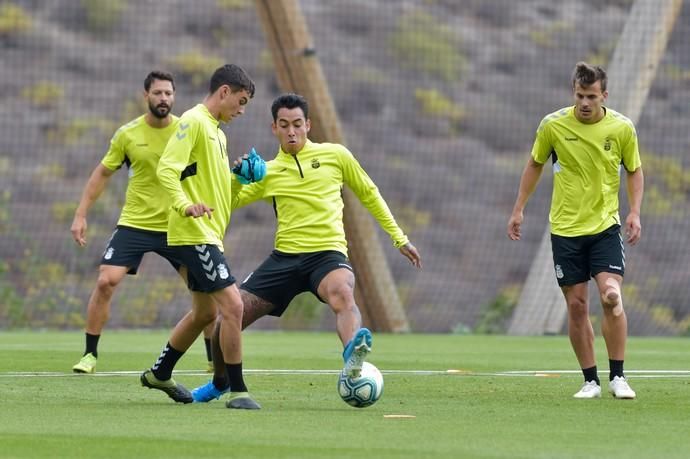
[564,136,578,141]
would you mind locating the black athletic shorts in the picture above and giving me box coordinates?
[100,225,179,275]
[240,250,353,316]
[159,244,237,293]
[550,224,625,287]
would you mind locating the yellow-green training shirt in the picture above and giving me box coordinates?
[101,114,179,232]
[157,104,233,250]
[531,106,641,237]
[233,140,408,256]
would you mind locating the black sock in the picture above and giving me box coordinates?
[609,359,624,381]
[582,366,599,385]
[85,333,100,358]
[151,342,184,381]
[204,338,212,362]
[213,374,230,391]
[226,362,247,392]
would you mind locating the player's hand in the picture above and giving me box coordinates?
[185,203,214,219]
[400,243,422,268]
[232,147,267,184]
[507,211,523,240]
[71,214,87,247]
[625,212,641,245]
[232,154,248,170]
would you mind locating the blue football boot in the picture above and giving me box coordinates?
[191,380,229,403]
[342,328,372,378]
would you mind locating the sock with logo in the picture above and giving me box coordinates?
[151,342,184,381]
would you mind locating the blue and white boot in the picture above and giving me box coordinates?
[342,328,372,378]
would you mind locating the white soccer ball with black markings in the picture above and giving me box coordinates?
[337,362,383,408]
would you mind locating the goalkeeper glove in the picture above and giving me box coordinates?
[232,147,267,184]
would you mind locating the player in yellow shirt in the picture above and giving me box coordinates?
[192,93,422,403]
[507,62,644,399]
[70,71,214,375]
[140,64,261,409]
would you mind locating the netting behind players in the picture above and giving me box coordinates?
[1,0,689,334]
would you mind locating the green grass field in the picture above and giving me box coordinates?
[1,331,689,458]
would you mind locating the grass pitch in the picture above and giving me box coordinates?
[1,331,689,458]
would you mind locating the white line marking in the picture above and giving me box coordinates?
[1,369,689,378]
[496,370,690,374]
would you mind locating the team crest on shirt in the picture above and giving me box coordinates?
[311,158,320,169]
[217,264,229,280]
[603,138,611,151]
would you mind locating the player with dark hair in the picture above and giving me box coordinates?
[71,71,214,374]
[191,92,422,404]
[140,64,263,409]
[507,62,644,399]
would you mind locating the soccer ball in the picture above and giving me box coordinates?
[337,362,384,408]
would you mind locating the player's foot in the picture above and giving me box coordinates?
[573,380,601,399]
[206,361,214,373]
[225,392,261,410]
[342,328,372,378]
[72,353,97,374]
[140,369,193,404]
[192,380,229,403]
[608,376,636,399]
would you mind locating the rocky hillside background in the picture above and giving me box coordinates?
[1,0,689,334]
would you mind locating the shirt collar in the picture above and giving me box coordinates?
[197,103,220,127]
[278,139,312,158]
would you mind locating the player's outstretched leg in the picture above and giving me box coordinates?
[72,353,97,374]
[342,327,372,378]
[192,381,229,403]
[140,369,193,404]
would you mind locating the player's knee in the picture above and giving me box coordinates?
[95,273,120,296]
[330,297,357,315]
[325,283,354,308]
[217,299,242,322]
[601,277,621,307]
[601,288,620,308]
[193,308,217,326]
[566,297,588,319]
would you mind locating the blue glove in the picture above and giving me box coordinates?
[232,147,267,184]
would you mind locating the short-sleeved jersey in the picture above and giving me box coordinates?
[232,140,408,256]
[101,114,179,232]
[531,106,641,237]
[157,104,233,250]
